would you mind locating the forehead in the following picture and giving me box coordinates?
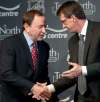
[32,15,45,23]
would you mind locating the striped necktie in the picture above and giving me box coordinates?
[31,43,38,70]
[78,34,87,95]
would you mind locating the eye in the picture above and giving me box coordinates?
[38,25,46,29]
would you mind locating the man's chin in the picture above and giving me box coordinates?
[37,38,43,41]
[38,36,44,41]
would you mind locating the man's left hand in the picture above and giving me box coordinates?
[62,62,82,79]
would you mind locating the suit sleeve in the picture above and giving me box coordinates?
[0,39,33,95]
[87,63,100,81]
[52,77,76,94]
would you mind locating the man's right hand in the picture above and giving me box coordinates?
[31,82,52,100]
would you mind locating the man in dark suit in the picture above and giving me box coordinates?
[0,10,58,102]
[33,1,100,102]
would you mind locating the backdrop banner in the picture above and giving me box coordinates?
[0,0,99,101]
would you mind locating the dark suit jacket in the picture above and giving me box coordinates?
[0,34,58,102]
[53,20,100,102]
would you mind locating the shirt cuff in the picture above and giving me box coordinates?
[47,84,55,93]
[81,66,87,75]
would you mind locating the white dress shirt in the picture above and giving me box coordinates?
[79,20,88,75]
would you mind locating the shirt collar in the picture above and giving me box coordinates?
[79,20,88,36]
[23,31,33,48]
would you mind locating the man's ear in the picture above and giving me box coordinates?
[71,15,77,22]
[23,23,30,33]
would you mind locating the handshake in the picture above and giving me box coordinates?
[28,82,52,101]
[28,62,81,101]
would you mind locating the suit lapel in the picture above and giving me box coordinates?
[70,34,79,63]
[73,35,79,63]
[83,21,94,64]
[19,34,33,69]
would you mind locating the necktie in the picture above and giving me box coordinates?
[31,43,38,70]
[78,34,87,95]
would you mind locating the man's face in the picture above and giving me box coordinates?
[59,13,77,32]
[25,15,46,41]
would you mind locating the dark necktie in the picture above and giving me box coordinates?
[31,43,38,70]
[78,34,87,95]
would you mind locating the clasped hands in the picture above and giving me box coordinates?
[29,82,51,101]
[28,62,82,100]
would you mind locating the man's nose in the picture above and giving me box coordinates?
[62,24,66,28]
[42,27,46,33]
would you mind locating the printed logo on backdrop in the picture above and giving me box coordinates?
[52,71,73,102]
[27,0,45,13]
[44,25,68,39]
[0,24,21,39]
[75,0,96,16]
[51,50,70,81]
[81,1,96,16]
[0,4,20,17]
[51,2,60,16]
[48,48,59,62]
[52,71,61,82]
